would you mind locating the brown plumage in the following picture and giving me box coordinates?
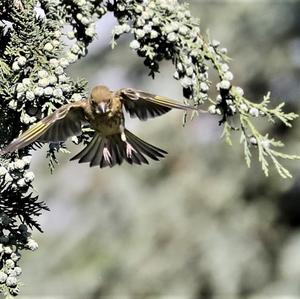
[0,85,197,168]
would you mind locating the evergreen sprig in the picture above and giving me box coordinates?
[0,0,95,296]
[109,0,299,178]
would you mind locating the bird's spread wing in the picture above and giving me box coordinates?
[0,101,86,154]
[118,88,195,121]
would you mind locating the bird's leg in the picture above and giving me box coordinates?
[120,125,136,158]
[120,125,127,143]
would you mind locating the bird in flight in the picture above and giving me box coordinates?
[0,85,197,168]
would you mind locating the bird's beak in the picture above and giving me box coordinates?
[97,102,107,114]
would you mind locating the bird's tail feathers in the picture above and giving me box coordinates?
[70,130,167,168]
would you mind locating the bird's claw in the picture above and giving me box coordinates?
[126,143,136,158]
[103,147,112,164]
[120,130,136,158]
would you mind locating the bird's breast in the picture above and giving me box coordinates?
[89,111,123,136]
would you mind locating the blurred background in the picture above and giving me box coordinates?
[19,1,300,298]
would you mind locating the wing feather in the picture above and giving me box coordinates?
[118,88,195,121]
[0,101,86,154]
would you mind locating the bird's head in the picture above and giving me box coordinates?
[90,85,112,114]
